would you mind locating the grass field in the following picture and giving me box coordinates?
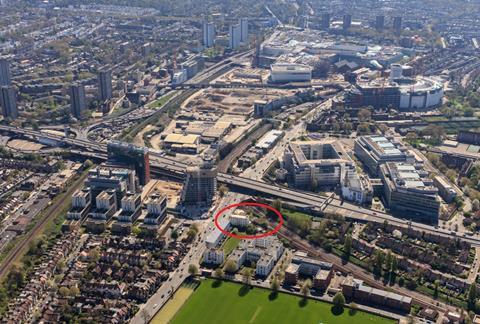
[222,236,241,255]
[170,279,395,324]
[151,281,198,324]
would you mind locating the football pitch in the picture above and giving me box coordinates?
[170,279,396,324]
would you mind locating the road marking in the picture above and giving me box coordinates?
[249,306,263,323]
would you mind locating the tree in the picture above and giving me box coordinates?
[468,283,477,310]
[300,279,312,299]
[59,286,70,297]
[70,285,80,297]
[224,260,237,273]
[273,199,283,213]
[219,184,229,197]
[357,108,371,122]
[343,234,352,259]
[186,228,197,242]
[312,59,330,78]
[333,292,346,310]
[377,123,389,134]
[433,280,439,299]
[171,229,179,240]
[113,259,121,268]
[7,264,25,290]
[188,264,198,276]
[472,199,480,212]
[270,277,280,293]
[241,268,253,286]
[214,267,224,278]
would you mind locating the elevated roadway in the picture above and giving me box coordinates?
[2,125,480,246]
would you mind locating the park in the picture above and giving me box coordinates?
[164,279,395,324]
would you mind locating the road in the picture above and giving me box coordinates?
[130,224,207,324]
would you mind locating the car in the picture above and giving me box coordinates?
[153,303,158,308]
[161,294,165,298]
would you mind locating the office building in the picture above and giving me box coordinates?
[393,16,402,32]
[433,175,457,203]
[270,63,312,83]
[107,142,150,186]
[181,157,217,206]
[85,166,136,205]
[98,70,113,101]
[354,136,414,176]
[284,139,354,188]
[69,83,86,118]
[0,58,11,86]
[343,14,352,30]
[229,24,241,49]
[375,15,385,30]
[0,86,18,120]
[202,21,215,48]
[239,18,248,42]
[284,140,372,204]
[380,162,440,223]
[321,13,330,29]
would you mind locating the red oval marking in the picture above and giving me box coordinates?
[213,202,283,239]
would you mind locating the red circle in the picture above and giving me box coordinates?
[213,202,284,239]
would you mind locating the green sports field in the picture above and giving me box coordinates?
[170,279,396,324]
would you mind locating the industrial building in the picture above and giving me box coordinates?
[163,133,200,154]
[270,63,312,83]
[379,162,441,223]
[354,135,414,176]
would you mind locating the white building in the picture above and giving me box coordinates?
[229,24,241,49]
[203,248,225,265]
[256,254,275,276]
[172,69,187,85]
[230,214,250,228]
[270,63,312,83]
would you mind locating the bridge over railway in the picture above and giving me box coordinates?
[2,125,480,247]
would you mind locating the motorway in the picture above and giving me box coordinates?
[3,124,480,247]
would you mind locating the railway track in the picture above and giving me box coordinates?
[0,171,88,279]
[275,226,453,313]
[217,123,272,173]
